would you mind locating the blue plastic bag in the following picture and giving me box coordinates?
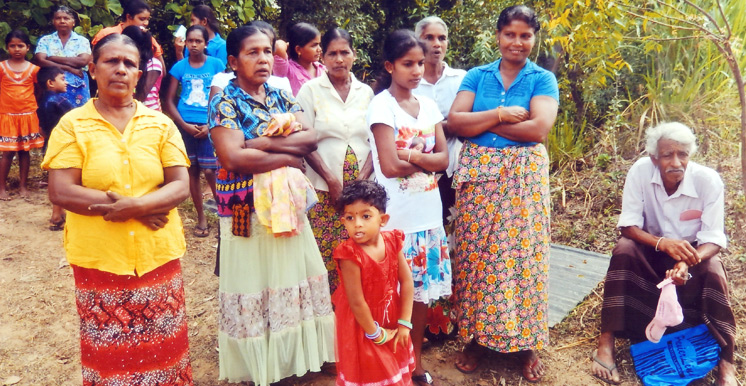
[630,324,720,386]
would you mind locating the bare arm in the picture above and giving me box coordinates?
[174,37,185,61]
[356,152,374,181]
[371,123,421,178]
[305,150,342,201]
[243,112,318,156]
[212,126,305,174]
[339,259,397,343]
[163,75,201,138]
[33,53,84,76]
[209,85,222,102]
[394,122,448,173]
[487,96,558,143]
[49,166,189,221]
[448,90,527,137]
[620,226,701,266]
[48,168,119,215]
[135,69,160,102]
[391,249,413,352]
[87,166,190,221]
[45,53,91,68]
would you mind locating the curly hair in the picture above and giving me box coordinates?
[337,180,388,213]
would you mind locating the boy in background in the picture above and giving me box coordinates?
[37,65,72,231]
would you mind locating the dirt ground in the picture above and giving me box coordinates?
[0,151,743,386]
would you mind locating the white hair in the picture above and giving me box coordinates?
[645,122,698,157]
[414,16,448,39]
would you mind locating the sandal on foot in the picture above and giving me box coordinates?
[49,219,65,231]
[412,371,435,386]
[522,356,544,383]
[193,225,210,238]
[455,350,480,374]
[591,350,621,385]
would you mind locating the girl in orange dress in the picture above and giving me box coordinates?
[333,180,416,386]
[0,30,44,200]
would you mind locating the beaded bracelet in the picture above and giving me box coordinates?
[373,328,387,345]
[397,319,413,329]
[364,321,381,340]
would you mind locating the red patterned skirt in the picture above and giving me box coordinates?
[72,259,193,385]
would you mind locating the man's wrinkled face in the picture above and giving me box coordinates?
[651,138,690,191]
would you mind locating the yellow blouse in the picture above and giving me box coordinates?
[41,100,190,276]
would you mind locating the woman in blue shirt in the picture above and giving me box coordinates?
[174,4,228,66]
[447,5,559,383]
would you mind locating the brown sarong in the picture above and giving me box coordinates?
[601,237,736,361]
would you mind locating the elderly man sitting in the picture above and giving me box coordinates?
[591,122,737,385]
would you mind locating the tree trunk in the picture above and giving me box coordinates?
[722,44,746,194]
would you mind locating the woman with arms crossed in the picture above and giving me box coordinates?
[209,26,334,385]
[448,5,558,383]
[42,33,193,385]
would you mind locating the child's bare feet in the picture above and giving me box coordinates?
[0,190,10,201]
[19,187,29,198]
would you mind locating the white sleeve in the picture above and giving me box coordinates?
[210,72,234,89]
[367,93,396,129]
[295,82,316,129]
[695,171,727,248]
[617,159,647,229]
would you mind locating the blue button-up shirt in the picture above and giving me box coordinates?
[459,58,559,148]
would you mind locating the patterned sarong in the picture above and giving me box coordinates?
[601,237,736,361]
[73,259,193,385]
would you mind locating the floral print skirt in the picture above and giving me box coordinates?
[452,141,550,352]
[403,226,452,304]
[307,146,359,294]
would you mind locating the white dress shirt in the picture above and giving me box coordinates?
[617,157,727,248]
[413,63,466,177]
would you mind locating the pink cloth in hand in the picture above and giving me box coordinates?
[645,279,684,343]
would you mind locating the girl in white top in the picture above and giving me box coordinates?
[297,28,375,295]
[366,29,451,386]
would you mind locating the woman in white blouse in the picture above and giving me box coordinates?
[297,28,374,294]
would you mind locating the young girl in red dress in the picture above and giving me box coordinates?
[333,180,416,386]
[0,30,44,200]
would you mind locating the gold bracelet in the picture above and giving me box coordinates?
[497,106,503,123]
[407,149,412,163]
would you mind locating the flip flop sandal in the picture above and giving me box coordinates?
[454,353,480,374]
[194,225,210,238]
[49,220,65,231]
[522,357,543,383]
[592,350,622,385]
[412,370,435,386]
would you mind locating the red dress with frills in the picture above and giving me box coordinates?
[332,229,415,386]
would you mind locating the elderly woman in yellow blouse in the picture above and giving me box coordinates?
[41,34,194,385]
[296,27,375,294]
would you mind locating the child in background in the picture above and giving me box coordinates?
[273,22,326,96]
[208,20,291,102]
[164,25,224,237]
[0,30,44,201]
[37,65,72,229]
[333,180,415,386]
[367,29,451,386]
[122,25,163,111]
